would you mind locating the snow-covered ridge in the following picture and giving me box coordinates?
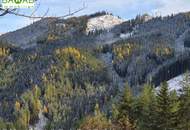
[86,14,124,33]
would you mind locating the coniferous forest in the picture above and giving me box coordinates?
[79,79,190,130]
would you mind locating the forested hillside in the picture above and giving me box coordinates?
[0,11,190,130]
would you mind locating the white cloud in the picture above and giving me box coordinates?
[82,0,190,18]
[151,0,190,16]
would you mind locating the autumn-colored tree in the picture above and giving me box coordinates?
[15,101,21,112]
[15,106,30,130]
[79,104,114,130]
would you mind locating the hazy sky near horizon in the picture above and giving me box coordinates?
[0,0,190,33]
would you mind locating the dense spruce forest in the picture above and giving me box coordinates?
[0,11,190,130]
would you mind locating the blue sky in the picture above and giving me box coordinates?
[0,0,190,33]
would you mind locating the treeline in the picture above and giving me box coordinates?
[79,78,190,130]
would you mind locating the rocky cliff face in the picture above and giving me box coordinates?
[86,14,124,33]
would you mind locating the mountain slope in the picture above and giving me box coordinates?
[0,18,57,48]
[0,11,190,130]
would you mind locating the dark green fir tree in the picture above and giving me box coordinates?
[156,81,173,130]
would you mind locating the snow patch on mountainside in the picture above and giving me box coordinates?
[86,14,124,33]
[156,73,189,92]
[120,32,134,39]
[167,75,184,91]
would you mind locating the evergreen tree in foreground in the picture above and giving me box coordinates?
[136,84,157,130]
[169,90,180,130]
[117,84,136,130]
[156,82,173,130]
[178,75,190,130]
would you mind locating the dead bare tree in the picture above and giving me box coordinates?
[0,1,86,19]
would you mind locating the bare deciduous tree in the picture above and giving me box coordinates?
[0,0,86,19]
